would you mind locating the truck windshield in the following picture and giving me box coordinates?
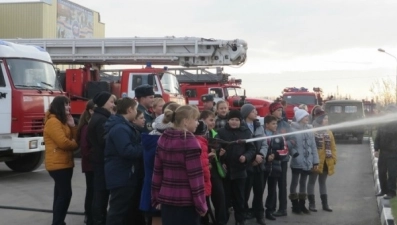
[161,72,181,94]
[7,58,60,90]
[227,87,245,96]
[284,95,316,105]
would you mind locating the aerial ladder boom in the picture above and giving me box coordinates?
[5,37,248,67]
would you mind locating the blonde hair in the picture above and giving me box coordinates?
[163,105,200,127]
[299,104,308,112]
[153,97,165,108]
[216,100,228,110]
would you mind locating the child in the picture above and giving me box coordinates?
[263,115,288,220]
[307,109,336,212]
[289,107,319,214]
[133,110,146,132]
[215,100,229,130]
[152,105,207,225]
[217,110,256,225]
[200,110,228,225]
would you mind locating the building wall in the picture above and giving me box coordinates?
[0,0,105,39]
[0,3,44,38]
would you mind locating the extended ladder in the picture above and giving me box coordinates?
[5,37,247,67]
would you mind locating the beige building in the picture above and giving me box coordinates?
[0,0,105,39]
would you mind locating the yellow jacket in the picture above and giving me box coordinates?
[315,130,337,175]
[43,112,78,171]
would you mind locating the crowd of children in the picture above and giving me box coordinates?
[42,86,337,225]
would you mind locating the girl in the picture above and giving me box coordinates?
[217,110,256,225]
[307,109,336,212]
[133,110,146,132]
[153,97,165,118]
[76,100,95,225]
[44,96,78,225]
[151,105,207,225]
[289,107,319,214]
[215,100,229,130]
[140,103,180,225]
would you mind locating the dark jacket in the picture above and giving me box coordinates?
[375,121,397,153]
[87,107,111,165]
[264,130,286,177]
[243,120,267,173]
[215,114,228,130]
[140,133,160,213]
[80,125,92,173]
[277,119,294,162]
[104,114,144,190]
[217,123,256,180]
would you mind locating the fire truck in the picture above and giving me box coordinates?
[8,37,248,118]
[282,87,324,120]
[174,67,272,123]
[0,40,64,172]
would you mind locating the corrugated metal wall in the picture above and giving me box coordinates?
[0,3,44,38]
[93,12,105,38]
[42,1,57,38]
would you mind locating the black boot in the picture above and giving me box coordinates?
[320,194,333,212]
[308,194,317,212]
[298,193,310,214]
[289,193,301,214]
[265,212,276,221]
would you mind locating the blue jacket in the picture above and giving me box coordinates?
[139,133,160,212]
[104,114,144,190]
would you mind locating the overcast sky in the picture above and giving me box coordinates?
[4,0,397,99]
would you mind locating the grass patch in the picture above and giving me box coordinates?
[390,198,397,219]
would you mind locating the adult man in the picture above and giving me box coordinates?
[375,105,397,199]
[201,94,215,112]
[135,84,155,133]
[268,102,294,217]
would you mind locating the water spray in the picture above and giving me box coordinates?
[210,113,397,144]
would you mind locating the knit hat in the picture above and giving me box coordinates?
[294,106,309,122]
[93,91,112,108]
[152,114,173,133]
[269,102,283,114]
[228,109,242,121]
[135,84,155,98]
[241,104,256,119]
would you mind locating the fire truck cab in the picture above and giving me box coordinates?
[282,87,323,120]
[0,40,63,172]
[175,67,272,123]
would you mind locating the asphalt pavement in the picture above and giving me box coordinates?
[0,138,380,225]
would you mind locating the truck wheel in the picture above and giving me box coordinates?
[5,151,45,172]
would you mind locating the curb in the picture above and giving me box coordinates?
[370,138,396,225]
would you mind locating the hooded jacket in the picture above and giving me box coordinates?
[196,135,212,196]
[151,128,207,215]
[243,119,267,172]
[104,114,144,190]
[217,123,256,180]
[289,122,319,171]
[277,119,293,162]
[44,112,78,171]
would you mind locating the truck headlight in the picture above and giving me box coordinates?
[29,140,38,149]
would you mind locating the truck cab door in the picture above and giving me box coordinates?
[127,73,161,98]
[0,61,12,134]
[209,87,224,103]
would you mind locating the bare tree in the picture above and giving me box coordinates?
[369,77,396,107]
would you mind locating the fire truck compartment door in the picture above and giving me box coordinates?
[0,62,12,134]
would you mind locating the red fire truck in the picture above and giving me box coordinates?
[175,67,272,123]
[0,40,64,172]
[282,87,324,120]
[8,38,248,119]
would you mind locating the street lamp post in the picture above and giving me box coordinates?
[378,48,397,104]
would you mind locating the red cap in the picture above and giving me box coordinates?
[269,102,283,113]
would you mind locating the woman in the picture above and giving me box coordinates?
[289,107,319,215]
[151,105,207,225]
[44,96,78,225]
[307,109,336,212]
[76,100,95,225]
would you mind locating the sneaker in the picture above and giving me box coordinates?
[376,192,386,197]
[273,210,287,217]
[384,194,396,200]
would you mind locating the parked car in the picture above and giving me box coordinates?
[324,100,366,144]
